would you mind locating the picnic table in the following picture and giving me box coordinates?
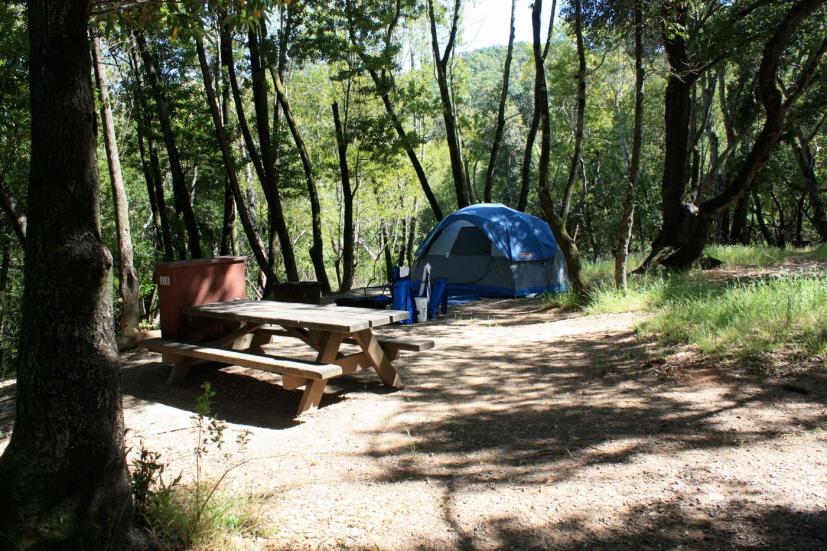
[142,299,434,417]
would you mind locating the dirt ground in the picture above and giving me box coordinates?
[2,295,827,550]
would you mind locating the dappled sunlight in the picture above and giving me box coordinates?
[5,298,822,549]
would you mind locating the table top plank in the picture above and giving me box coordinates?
[184,299,409,332]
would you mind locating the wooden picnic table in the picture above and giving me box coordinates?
[142,299,434,417]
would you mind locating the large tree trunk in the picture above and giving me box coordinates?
[333,101,355,292]
[134,31,202,259]
[0,2,152,547]
[195,34,277,286]
[531,0,585,293]
[642,0,826,269]
[428,0,469,208]
[483,0,516,203]
[272,71,332,294]
[614,0,644,289]
[221,21,299,282]
[559,0,587,226]
[92,37,141,336]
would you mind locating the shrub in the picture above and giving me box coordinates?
[130,383,266,549]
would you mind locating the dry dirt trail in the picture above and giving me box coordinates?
[1,299,826,549]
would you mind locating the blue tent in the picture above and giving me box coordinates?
[413,204,569,297]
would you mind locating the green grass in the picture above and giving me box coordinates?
[641,276,827,357]
[705,243,827,267]
[144,485,272,550]
[550,245,827,359]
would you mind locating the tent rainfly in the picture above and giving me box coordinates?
[412,204,569,297]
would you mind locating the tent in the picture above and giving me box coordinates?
[412,204,569,297]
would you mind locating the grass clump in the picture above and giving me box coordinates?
[641,276,827,357]
[131,383,269,550]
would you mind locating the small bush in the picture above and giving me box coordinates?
[130,383,265,550]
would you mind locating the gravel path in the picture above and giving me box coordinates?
[109,299,827,550]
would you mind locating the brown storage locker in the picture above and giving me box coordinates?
[156,257,246,339]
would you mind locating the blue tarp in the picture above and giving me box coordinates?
[415,203,559,262]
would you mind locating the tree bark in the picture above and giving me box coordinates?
[614,0,644,289]
[219,53,237,256]
[532,0,585,293]
[518,0,556,213]
[752,189,773,245]
[428,0,469,208]
[333,101,355,292]
[134,31,202,259]
[0,2,153,547]
[483,0,516,203]
[0,237,9,370]
[220,21,299,282]
[790,131,827,242]
[127,41,173,261]
[272,71,332,294]
[92,36,141,336]
[642,0,827,269]
[0,174,27,245]
[194,34,276,285]
[560,0,587,226]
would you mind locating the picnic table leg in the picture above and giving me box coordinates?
[296,379,327,416]
[353,329,401,388]
[165,354,193,384]
[293,331,343,417]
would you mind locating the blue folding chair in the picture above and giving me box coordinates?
[429,277,448,319]
[391,279,414,325]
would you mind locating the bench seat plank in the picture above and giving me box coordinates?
[373,335,435,352]
[142,338,342,380]
[254,325,434,353]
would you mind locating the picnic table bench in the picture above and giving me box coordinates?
[142,299,434,417]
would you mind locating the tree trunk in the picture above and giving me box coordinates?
[518,0,556,213]
[364,68,443,220]
[790,132,827,242]
[92,36,141,336]
[272,71,332,294]
[127,42,173,261]
[428,0,469,208]
[134,31,202,258]
[0,2,153,547]
[531,0,585,293]
[333,101,355,292]
[0,174,27,245]
[219,61,237,256]
[560,0,587,226]
[641,0,826,269]
[194,34,276,285]
[247,27,286,281]
[614,0,644,289]
[221,22,299,282]
[728,193,750,244]
[752,189,773,245]
[483,0,516,203]
[0,237,10,369]
[518,113,539,212]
